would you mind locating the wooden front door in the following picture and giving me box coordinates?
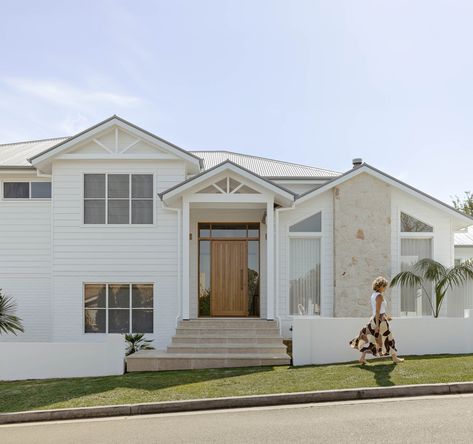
[211,240,248,316]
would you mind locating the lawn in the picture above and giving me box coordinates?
[1,354,473,414]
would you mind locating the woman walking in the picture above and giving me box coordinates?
[349,277,404,364]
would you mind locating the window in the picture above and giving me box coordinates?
[401,213,433,232]
[400,238,433,316]
[289,212,322,315]
[84,283,153,333]
[3,182,51,199]
[84,174,153,224]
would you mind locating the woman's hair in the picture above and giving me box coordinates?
[372,276,389,292]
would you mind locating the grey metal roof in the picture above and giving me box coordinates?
[455,231,473,247]
[0,136,341,179]
[191,150,340,178]
[0,137,68,168]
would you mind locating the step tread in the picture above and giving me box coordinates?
[168,343,286,349]
[127,351,290,360]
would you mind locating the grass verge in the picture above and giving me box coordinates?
[1,354,473,413]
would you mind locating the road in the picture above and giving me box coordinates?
[2,394,473,443]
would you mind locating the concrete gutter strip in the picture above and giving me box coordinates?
[2,382,473,425]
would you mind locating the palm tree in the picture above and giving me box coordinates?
[124,333,155,356]
[0,289,24,335]
[390,259,473,318]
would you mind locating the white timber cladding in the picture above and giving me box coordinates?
[0,173,52,342]
[277,191,334,338]
[51,158,185,348]
[390,188,454,317]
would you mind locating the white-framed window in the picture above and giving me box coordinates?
[399,212,433,316]
[84,283,154,333]
[84,174,154,224]
[289,212,322,316]
[2,181,52,199]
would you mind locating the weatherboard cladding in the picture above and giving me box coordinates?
[455,232,473,247]
[0,138,340,178]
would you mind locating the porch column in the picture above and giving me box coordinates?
[182,198,190,319]
[266,199,275,320]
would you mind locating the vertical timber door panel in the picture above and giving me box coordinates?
[211,240,248,316]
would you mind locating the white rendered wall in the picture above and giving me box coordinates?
[51,159,185,349]
[0,335,124,380]
[0,174,52,342]
[277,190,333,337]
[293,315,473,366]
[455,246,473,262]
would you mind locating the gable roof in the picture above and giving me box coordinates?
[297,162,473,227]
[27,115,203,171]
[160,160,296,206]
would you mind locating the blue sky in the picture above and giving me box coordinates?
[1,0,472,204]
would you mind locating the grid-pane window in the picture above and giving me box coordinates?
[3,181,51,199]
[84,174,153,224]
[289,238,321,315]
[400,238,432,316]
[84,283,154,333]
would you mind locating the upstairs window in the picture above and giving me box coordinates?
[84,174,153,224]
[401,213,433,233]
[3,181,52,199]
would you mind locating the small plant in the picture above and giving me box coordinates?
[0,289,24,335]
[125,333,155,356]
[391,258,473,317]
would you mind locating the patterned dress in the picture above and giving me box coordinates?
[349,296,398,356]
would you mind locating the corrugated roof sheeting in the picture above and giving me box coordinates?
[455,232,473,246]
[0,138,68,167]
[0,138,341,178]
[191,151,340,178]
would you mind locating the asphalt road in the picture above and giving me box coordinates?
[2,394,473,443]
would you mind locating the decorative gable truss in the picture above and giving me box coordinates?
[59,127,178,160]
[197,177,260,195]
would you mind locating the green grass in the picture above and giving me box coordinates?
[1,354,473,413]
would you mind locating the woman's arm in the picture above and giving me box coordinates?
[375,295,382,332]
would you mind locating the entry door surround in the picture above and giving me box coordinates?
[211,240,248,316]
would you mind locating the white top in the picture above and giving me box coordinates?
[371,292,386,316]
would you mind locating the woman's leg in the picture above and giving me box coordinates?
[359,351,367,364]
[391,351,404,363]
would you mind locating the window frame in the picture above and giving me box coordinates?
[1,180,52,201]
[287,211,324,317]
[82,172,155,226]
[83,282,155,334]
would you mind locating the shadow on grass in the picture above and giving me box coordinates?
[0,366,274,413]
[357,361,397,386]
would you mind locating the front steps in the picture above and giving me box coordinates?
[126,319,291,372]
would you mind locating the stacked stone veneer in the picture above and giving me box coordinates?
[333,172,391,317]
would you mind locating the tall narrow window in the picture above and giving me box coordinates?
[84,174,153,224]
[289,212,322,315]
[400,238,433,316]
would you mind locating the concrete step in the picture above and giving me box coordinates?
[180,319,278,328]
[171,335,284,345]
[126,351,291,372]
[167,343,287,354]
[175,328,280,337]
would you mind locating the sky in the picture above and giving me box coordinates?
[0,0,472,204]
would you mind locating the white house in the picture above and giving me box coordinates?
[1,116,472,371]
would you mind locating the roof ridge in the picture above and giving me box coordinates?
[190,150,341,174]
[0,136,69,148]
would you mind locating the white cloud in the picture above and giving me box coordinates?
[3,77,143,108]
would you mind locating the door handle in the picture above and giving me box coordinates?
[240,269,243,290]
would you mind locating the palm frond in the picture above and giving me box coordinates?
[390,271,423,289]
[0,290,24,335]
[413,258,446,283]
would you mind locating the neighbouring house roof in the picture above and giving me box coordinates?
[191,150,340,178]
[455,231,473,247]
